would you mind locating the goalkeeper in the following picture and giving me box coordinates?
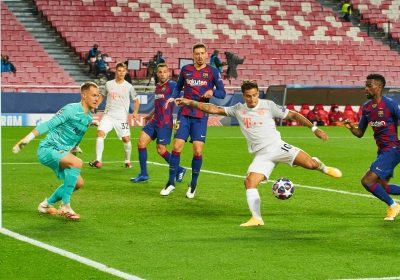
[12,82,100,220]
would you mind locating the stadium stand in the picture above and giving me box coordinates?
[1,2,78,91]
[2,0,400,89]
[351,0,400,43]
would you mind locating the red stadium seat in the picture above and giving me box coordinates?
[300,104,310,118]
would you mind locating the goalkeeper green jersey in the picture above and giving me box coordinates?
[37,102,92,151]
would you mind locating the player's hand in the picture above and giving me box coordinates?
[12,137,31,154]
[70,146,83,155]
[132,113,139,121]
[144,114,152,122]
[164,98,175,109]
[343,119,354,129]
[203,90,213,99]
[175,98,189,106]
[314,129,328,142]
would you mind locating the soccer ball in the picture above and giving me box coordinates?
[272,178,294,200]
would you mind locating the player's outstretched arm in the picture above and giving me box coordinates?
[287,111,328,141]
[176,98,227,116]
[12,129,40,154]
[343,119,365,138]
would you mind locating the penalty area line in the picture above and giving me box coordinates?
[0,228,144,280]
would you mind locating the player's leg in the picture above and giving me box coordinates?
[240,153,275,226]
[185,118,207,198]
[161,116,189,196]
[156,126,187,183]
[90,115,113,168]
[130,129,152,182]
[364,152,400,220]
[58,153,83,220]
[292,147,342,178]
[240,172,266,227]
[122,135,132,168]
[114,118,132,168]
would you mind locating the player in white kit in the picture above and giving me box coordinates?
[175,80,342,226]
[89,62,140,168]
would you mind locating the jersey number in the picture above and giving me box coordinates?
[121,122,129,129]
[174,120,180,133]
[281,143,292,152]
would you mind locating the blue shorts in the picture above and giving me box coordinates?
[142,122,173,145]
[174,115,207,143]
[37,146,69,180]
[370,148,400,179]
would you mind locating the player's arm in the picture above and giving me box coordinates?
[165,70,185,107]
[132,98,140,120]
[210,68,226,99]
[145,109,155,121]
[12,129,40,154]
[344,119,366,138]
[286,110,328,141]
[176,98,227,116]
[13,105,73,153]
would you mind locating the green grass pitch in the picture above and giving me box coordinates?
[2,126,400,280]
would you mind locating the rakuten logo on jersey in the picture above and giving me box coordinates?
[155,94,164,99]
[370,120,386,127]
[186,79,207,86]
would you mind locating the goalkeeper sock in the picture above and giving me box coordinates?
[246,189,262,220]
[367,182,394,206]
[47,184,64,205]
[96,137,104,162]
[62,168,81,204]
[138,147,148,175]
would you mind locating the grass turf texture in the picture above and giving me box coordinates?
[2,126,400,280]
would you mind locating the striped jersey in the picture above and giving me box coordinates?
[150,79,176,128]
[359,96,400,152]
[172,64,226,119]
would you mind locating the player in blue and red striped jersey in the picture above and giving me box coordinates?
[130,63,186,183]
[345,73,400,220]
[161,43,226,198]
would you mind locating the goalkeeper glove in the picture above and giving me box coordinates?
[12,133,35,154]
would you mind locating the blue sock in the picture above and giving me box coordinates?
[385,184,400,195]
[138,148,148,175]
[191,155,202,186]
[168,151,180,185]
[161,151,171,163]
[62,168,81,204]
[367,182,394,206]
[48,184,64,205]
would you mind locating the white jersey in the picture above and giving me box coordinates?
[103,80,138,119]
[224,99,289,154]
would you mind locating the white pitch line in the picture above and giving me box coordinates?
[2,160,400,280]
[0,228,144,280]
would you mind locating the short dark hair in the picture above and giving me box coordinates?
[157,63,168,69]
[367,73,386,88]
[80,81,98,93]
[193,42,207,52]
[241,80,258,93]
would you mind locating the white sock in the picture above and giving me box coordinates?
[246,188,262,220]
[96,137,104,162]
[313,157,328,173]
[124,141,132,162]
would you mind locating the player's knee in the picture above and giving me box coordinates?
[137,141,146,149]
[361,177,374,189]
[244,177,258,189]
[73,158,84,169]
[75,178,84,189]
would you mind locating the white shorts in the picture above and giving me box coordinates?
[247,140,302,182]
[98,114,130,139]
